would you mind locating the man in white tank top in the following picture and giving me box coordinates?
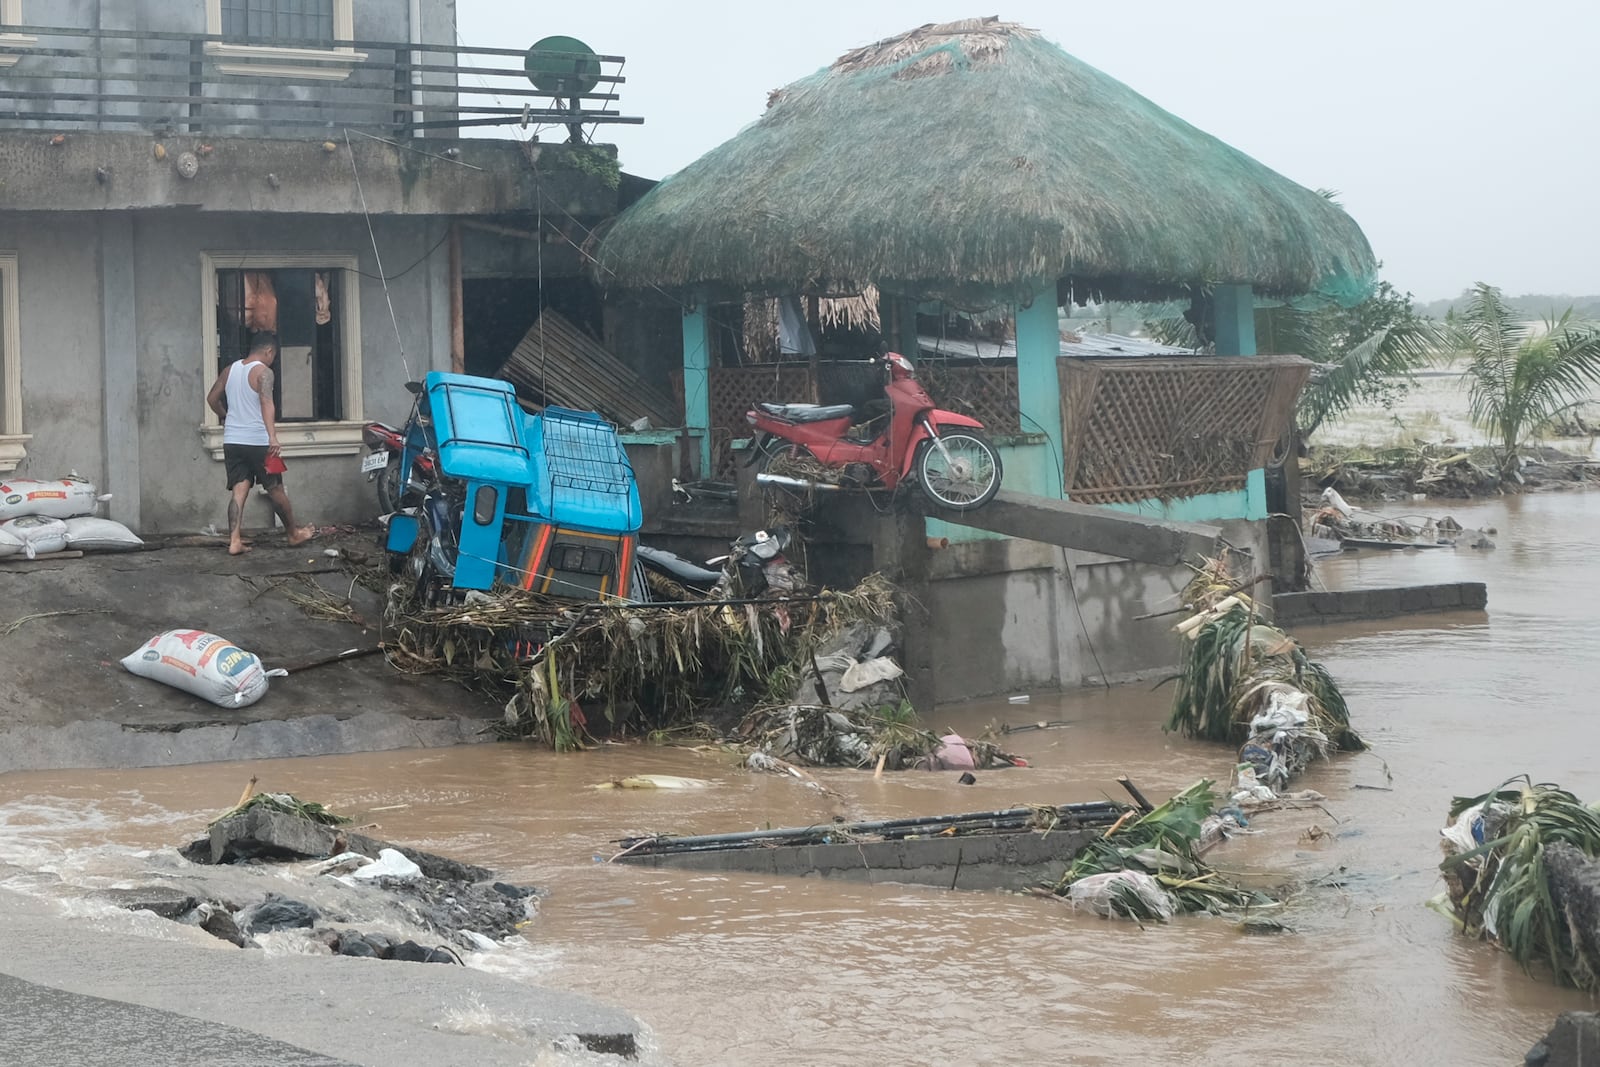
[205,333,315,555]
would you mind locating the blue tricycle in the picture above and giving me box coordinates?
[383,371,644,604]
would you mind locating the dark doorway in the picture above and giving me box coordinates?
[463,277,603,380]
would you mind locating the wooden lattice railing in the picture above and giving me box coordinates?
[917,363,1022,434]
[674,364,820,477]
[1058,355,1310,505]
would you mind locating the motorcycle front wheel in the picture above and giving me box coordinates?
[915,430,1003,511]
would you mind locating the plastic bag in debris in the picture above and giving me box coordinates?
[1440,802,1488,858]
[1,515,69,559]
[120,629,285,708]
[63,516,143,552]
[840,656,904,693]
[1249,685,1311,735]
[1231,765,1277,806]
[1068,871,1176,921]
[347,848,422,882]
[1199,810,1246,852]
[0,477,102,521]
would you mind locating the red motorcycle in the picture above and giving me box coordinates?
[360,416,436,514]
[746,352,1003,511]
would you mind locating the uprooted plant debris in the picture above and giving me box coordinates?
[1044,779,1280,922]
[1437,776,1600,992]
[381,573,901,751]
[1164,557,1363,789]
[1308,443,1600,500]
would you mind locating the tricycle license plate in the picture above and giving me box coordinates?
[360,451,389,474]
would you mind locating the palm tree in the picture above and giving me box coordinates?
[1450,283,1600,478]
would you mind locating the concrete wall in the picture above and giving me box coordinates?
[1274,582,1488,627]
[925,518,1269,701]
[0,209,454,533]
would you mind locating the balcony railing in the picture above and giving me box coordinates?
[0,25,641,138]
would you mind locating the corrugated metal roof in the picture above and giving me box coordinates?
[915,332,1192,360]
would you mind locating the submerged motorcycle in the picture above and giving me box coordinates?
[637,526,798,600]
[746,352,1003,511]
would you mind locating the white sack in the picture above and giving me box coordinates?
[121,629,283,708]
[1,515,69,559]
[0,477,101,520]
[64,516,143,552]
[0,526,22,558]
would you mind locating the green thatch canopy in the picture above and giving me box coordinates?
[594,18,1376,306]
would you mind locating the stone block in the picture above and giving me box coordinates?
[99,886,196,920]
[1526,1012,1600,1067]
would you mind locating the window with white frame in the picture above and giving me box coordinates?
[0,0,38,71]
[221,0,336,46]
[204,0,365,81]
[0,254,28,472]
[199,252,365,459]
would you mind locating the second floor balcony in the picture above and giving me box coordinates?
[0,22,640,140]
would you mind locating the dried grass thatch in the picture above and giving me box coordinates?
[596,18,1375,305]
[743,288,882,361]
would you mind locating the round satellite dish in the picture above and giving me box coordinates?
[524,36,600,96]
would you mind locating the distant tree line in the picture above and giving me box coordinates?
[1415,292,1600,321]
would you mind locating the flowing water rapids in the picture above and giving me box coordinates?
[2,492,1597,1065]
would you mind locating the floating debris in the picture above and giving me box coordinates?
[1437,776,1600,992]
[1165,560,1363,778]
[1048,780,1278,922]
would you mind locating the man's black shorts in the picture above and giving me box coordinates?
[223,443,282,490]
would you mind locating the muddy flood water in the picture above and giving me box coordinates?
[3,492,1599,1065]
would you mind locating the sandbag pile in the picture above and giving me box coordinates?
[0,476,140,558]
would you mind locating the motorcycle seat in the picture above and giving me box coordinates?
[758,402,854,423]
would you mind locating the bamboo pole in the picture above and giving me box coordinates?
[448,221,465,375]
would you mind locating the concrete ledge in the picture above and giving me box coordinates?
[1273,582,1488,627]
[0,711,493,774]
[930,490,1221,566]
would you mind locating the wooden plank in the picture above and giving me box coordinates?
[497,310,677,429]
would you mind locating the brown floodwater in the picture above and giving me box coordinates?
[1,491,1597,1065]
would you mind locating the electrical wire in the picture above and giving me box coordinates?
[1015,406,1111,691]
[352,230,450,283]
[343,128,412,383]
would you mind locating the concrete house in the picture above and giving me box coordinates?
[0,0,635,533]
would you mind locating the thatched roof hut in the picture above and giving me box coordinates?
[595,18,1375,306]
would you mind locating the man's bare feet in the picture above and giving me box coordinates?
[228,542,252,556]
[288,525,317,547]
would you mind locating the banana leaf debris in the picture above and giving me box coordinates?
[1044,779,1280,923]
[1437,777,1600,992]
[371,543,940,755]
[1165,557,1364,791]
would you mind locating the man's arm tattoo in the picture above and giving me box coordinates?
[256,366,275,401]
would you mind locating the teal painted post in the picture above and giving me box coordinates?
[1245,468,1268,520]
[1215,285,1265,519]
[1014,285,1064,497]
[1213,284,1257,356]
[681,304,712,477]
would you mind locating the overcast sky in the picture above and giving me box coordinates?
[459,0,1597,302]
